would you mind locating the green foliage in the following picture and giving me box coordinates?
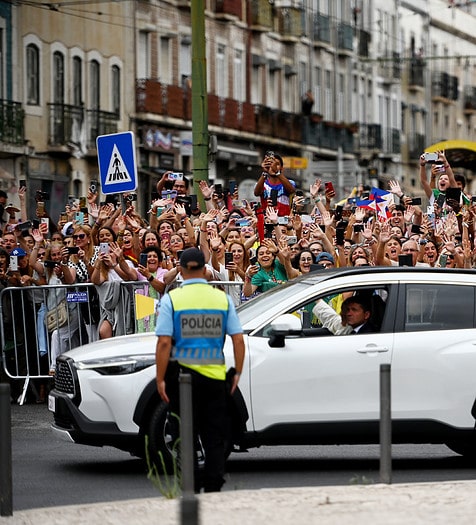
[145,432,181,499]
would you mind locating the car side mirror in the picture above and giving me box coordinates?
[268,314,302,348]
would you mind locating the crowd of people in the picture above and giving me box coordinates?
[0,148,474,400]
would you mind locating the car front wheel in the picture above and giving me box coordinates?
[147,401,179,474]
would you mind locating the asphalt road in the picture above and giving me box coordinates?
[6,403,476,511]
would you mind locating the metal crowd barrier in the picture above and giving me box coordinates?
[0,280,243,404]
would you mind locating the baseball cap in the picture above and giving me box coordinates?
[10,247,27,257]
[315,252,335,264]
[179,247,205,270]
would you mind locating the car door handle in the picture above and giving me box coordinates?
[356,345,389,354]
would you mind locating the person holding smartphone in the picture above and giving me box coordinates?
[253,151,296,240]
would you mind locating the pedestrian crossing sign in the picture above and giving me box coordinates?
[96,131,137,194]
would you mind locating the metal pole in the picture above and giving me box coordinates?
[190,0,209,211]
[179,373,198,525]
[379,363,392,484]
[0,383,13,516]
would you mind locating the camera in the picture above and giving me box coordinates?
[44,260,59,269]
[35,190,50,202]
[125,193,137,202]
[89,180,98,194]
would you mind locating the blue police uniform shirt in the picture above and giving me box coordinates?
[155,278,243,338]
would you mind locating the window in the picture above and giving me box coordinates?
[159,37,171,84]
[0,28,4,99]
[404,284,474,331]
[138,31,150,78]
[111,65,120,116]
[53,51,64,104]
[216,44,227,97]
[73,56,82,106]
[180,38,191,88]
[233,49,244,102]
[27,43,40,105]
[90,59,100,109]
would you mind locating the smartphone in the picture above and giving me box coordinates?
[249,256,258,266]
[398,254,414,267]
[67,246,79,255]
[15,220,33,231]
[100,242,109,255]
[40,217,49,230]
[189,194,198,211]
[89,180,98,194]
[287,235,298,245]
[335,227,345,245]
[410,198,422,206]
[161,190,178,200]
[214,184,223,197]
[264,223,274,239]
[435,194,446,208]
[176,250,184,261]
[139,253,148,267]
[160,232,171,241]
[334,205,343,221]
[270,189,279,207]
[43,260,58,269]
[168,172,184,180]
[277,216,289,225]
[74,211,84,225]
[229,180,237,195]
[325,181,335,193]
[439,254,448,267]
[60,212,68,222]
[353,224,364,233]
[19,179,26,189]
[235,219,250,227]
[9,255,18,271]
[79,196,87,208]
[424,152,439,163]
[225,252,234,266]
[411,224,422,234]
[471,196,476,204]
[37,201,45,215]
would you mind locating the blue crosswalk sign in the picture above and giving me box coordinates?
[96,131,137,195]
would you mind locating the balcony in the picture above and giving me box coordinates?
[0,99,24,147]
[87,109,119,148]
[215,0,242,20]
[313,13,331,44]
[408,132,426,159]
[382,127,401,155]
[278,7,303,39]
[359,124,383,150]
[337,22,353,52]
[357,29,370,58]
[303,118,354,153]
[136,79,191,120]
[463,86,476,112]
[48,103,84,148]
[378,52,401,83]
[250,0,273,30]
[48,103,118,152]
[408,58,425,89]
[432,71,459,101]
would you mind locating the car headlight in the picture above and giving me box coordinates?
[75,355,156,375]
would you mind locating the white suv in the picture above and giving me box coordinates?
[49,267,476,467]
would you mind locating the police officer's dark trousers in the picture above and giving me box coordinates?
[182,366,228,493]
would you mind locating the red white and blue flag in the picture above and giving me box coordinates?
[355,187,394,220]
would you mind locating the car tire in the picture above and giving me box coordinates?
[147,401,179,474]
[446,440,476,460]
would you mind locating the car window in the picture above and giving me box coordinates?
[404,284,474,332]
[260,286,389,337]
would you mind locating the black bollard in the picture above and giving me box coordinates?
[0,383,13,516]
[179,373,198,525]
[379,363,392,484]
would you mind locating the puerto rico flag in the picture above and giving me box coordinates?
[356,187,394,220]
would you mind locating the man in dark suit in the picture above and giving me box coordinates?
[342,296,376,334]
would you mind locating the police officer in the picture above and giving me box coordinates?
[155,247,245,492]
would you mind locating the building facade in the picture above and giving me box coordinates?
[1,0,476,218]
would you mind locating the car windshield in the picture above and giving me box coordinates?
[236,274,324,326]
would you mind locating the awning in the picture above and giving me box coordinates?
[217,145,259,163]
[425,140,476,171]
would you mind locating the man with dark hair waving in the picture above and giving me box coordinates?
[155,247,245,493]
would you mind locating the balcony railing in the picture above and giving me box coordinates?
[463,86,476,110]
[408,132,426,159]
[313,13,330,43]
[0,99,24,146]
[432,71,458,100]
[87,109,119,147]
[359,124,382,150]
[250,0,273,29]
[215,0,242,19]
[337,22,353,51]
[48,103,84,147]
[382,127,401,154]
[302,118,354,153]
[408,58,425,88]
[278,7,303,38]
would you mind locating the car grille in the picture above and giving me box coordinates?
[54,360,75,395]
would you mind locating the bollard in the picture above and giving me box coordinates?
[0,383,13,516]
[179,373,199,525]
[379,363,392,484]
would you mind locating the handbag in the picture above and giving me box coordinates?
[45,300,69,332]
